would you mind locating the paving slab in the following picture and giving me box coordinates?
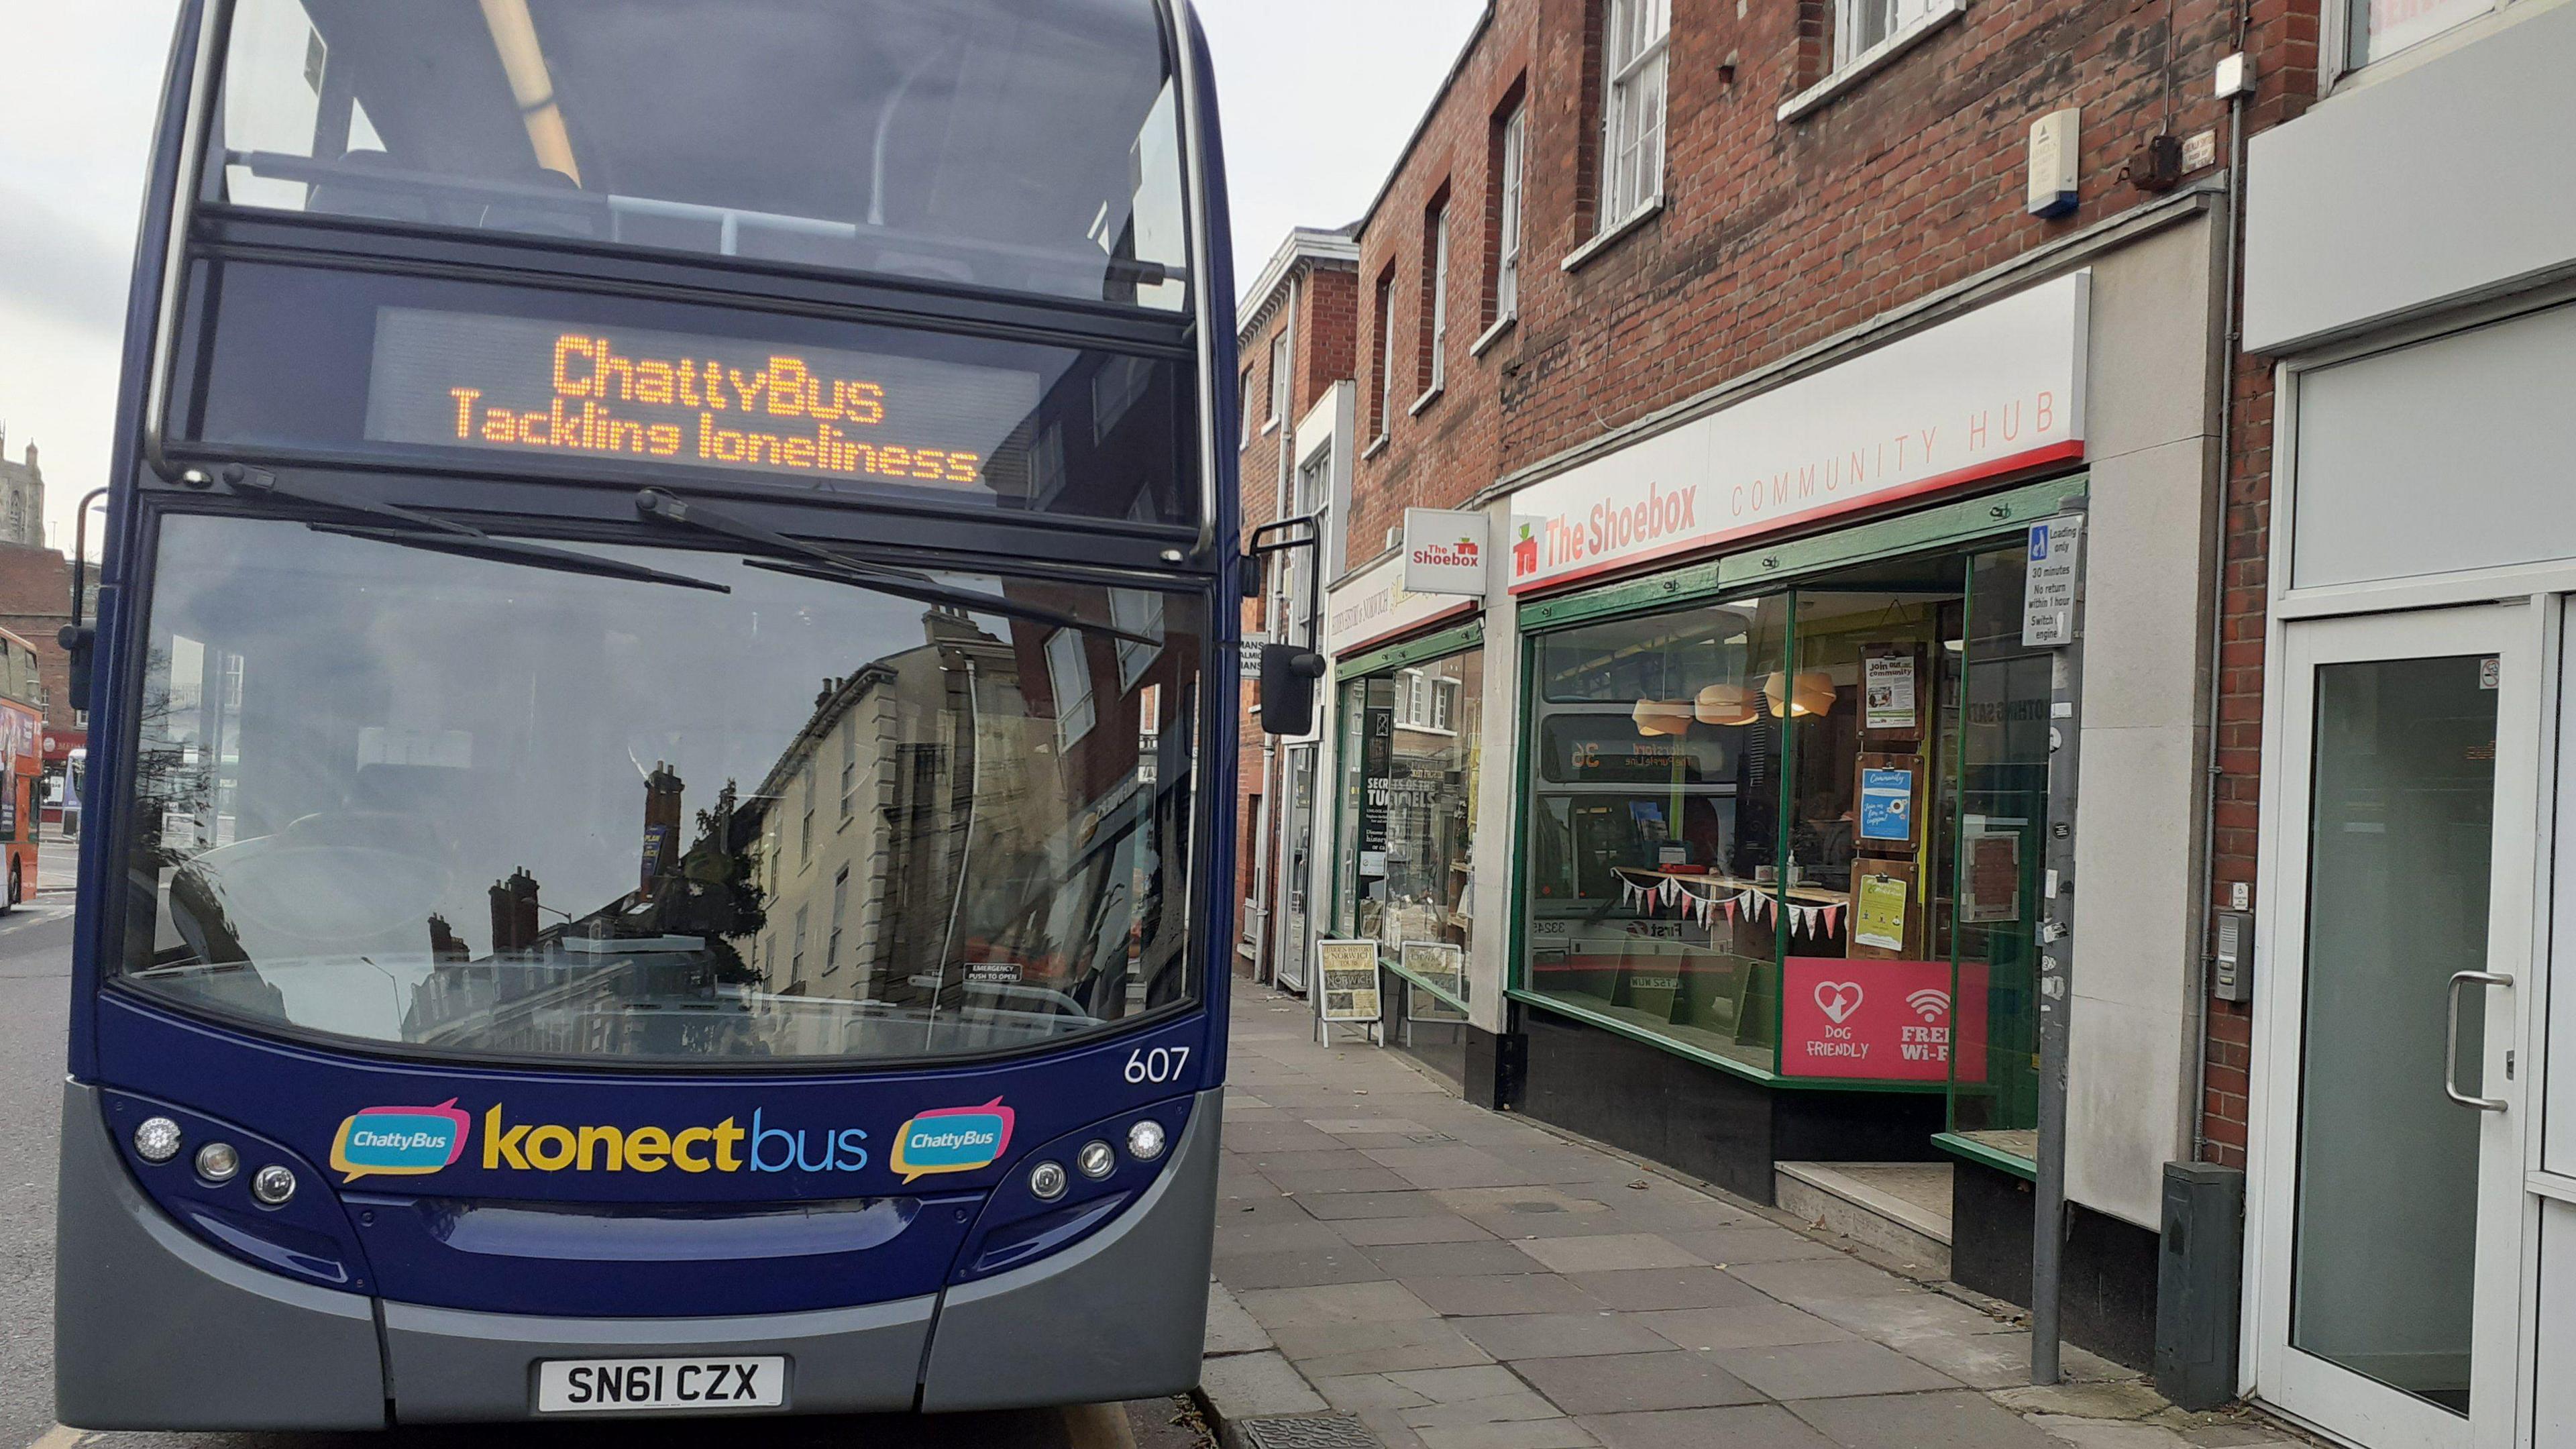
[1363,1239,1554,1279]
[1315,1372,1435,1413]
[1217,1245,1395,1290]
[2027,1417,2199,1448]
[1791,1387,2070,1448]
[1197,1349,1328,1418]
[1396,1389,1568,1428]
[1729,1254,1929,1303]
[1578,1404,1841,1449]
[1707,1338,1965,1399]
[1411,1420,1601,1449]
[1236,1279,1442,1330]
[1456,1311,1679,1361]
[1512,1350,1766,1415]
[1562,1266,1775,1312]
[1656,1225,1841,1263]
[1203,1279,1273,1355]
[1332,1213,1501,1246]
[1512,1233,1709,1274]
[1401,1273,1611,1318]
[1801,1289,2021,1342]
[1633,1301,1856,1351]
[1295,1189,1464,1220]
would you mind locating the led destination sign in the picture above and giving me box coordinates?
[364,308,1044,494]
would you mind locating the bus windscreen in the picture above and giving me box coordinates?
[216,0,1192,311]
[367,309,1043,494]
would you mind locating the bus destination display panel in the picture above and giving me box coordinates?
[364,309,1043,498]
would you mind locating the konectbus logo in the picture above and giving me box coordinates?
[330,1099,472,1183]
[478,1105,869,1175]
[890,1098,1015,1183]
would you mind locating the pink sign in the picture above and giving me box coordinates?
[1782,958,1988,1083]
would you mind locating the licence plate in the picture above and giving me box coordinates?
[534,1356,787,1414]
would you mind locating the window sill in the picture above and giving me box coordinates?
[1562,197,1665,274]
[1409,382,1446,417]
[1262,419,1281,435]
[1364,433,1391,461]
[1778,0,1967,122]
[1470,314,1517,358]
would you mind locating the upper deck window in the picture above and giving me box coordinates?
[216,0,1192,313]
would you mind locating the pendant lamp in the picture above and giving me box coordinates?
[1762,671,1841,718]
[1631,698,1694,737]
[1695,682,1760,726]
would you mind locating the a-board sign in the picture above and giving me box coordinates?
[1317,941,1384,1022]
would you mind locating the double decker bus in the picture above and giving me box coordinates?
[57,0,1267,1428]
[0,627,41,910]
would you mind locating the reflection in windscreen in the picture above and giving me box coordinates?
[119,515,1201,1064]
[217,0,1190,309]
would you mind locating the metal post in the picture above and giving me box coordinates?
[2031,505,2087,1385]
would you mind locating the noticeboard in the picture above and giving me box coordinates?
[1317,941,1384,1022]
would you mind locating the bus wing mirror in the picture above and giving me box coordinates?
[1259,643,1326,737]
[57,625,94,710]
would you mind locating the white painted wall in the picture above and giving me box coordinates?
[2065,216,2224,1228]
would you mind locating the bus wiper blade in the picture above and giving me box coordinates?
[635,488,937,586]
[314,527,733,593]
[215,466,729,594]
[743,558,1161,647]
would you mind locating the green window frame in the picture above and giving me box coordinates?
[1507,473,2081,1119]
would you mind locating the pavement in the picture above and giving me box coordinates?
[1200,987,2313,1449]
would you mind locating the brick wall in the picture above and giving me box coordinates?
[1232,252,1360,972]
[1320,0,2326,1156]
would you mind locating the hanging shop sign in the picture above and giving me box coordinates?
[1504,272,2088,594]
[1782,958,1990,1082]
[1326,550,1478,657]
[1317,941,1385,1022]
[1401,508,1491,596]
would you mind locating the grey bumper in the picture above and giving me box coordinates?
[55,1081,1221,1427]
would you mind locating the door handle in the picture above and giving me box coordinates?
[2445,969,2515,1112]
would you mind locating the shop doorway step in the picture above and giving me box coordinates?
[1776,1161,1953,1279]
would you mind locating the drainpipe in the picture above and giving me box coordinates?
[2187,0,2257,1170]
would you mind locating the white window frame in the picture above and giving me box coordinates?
[2326,0,2502,83]
[1421,207,1450,402]
[1046,629,1096,749]
[1780,0,1968,121]
[1269,329,1292,425]
[1496,107,1525,323]
[790,906,808,983]
[1597,0,1670,234]
[1238,366,1256,448]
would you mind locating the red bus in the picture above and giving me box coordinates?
[0,626,40,910]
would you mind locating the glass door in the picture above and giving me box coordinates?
[1277,744,1316,990]
[2253,603,2535,1449]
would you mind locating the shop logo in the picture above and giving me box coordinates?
[891,1098,1015,1183]
[1409,536,1481,569]
[1813,981,1864,1026]
[478,1105,869,1175]
[1513,523,1540,577]
[330,1099,472,1183]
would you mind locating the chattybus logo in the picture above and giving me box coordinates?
[891,1098,1014,1183]
[330,1099,472,1183]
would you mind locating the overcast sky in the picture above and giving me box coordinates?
[0,0,1480,556]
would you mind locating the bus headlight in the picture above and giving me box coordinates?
[1126,1119,1167,1162]
[195,1141,241,1183]
[251,1165,297,1206]
[1077,1140,1116,1179]
[1028,1161,1069,1201]
[133,1116,183,1164]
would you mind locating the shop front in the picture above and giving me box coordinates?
[1507,480,2078,1201]
[1476,235,2225,1369]
[1315,543,1491,1092]
[2241,13,2576,1442]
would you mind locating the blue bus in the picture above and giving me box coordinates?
[54,0,1275,1428]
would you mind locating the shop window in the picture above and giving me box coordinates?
[1515,538,2050,1128]
[1333,649,1482,1006]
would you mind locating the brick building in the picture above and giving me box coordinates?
[1232,228,1358,991]
[1238,0,2330,1387]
